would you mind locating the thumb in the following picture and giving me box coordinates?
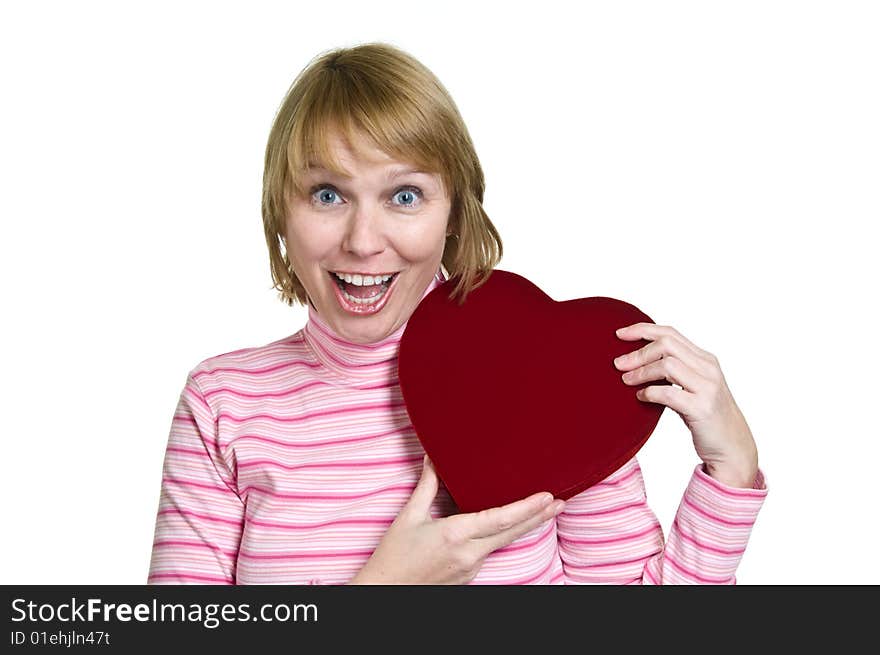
[405,454,439,517]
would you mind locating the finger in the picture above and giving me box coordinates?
[614,334,716,380]
[621,355,711,394]
[477,500,565,554]
[464,491,555,540]
[616,323,714,365]
[635,383,698,416]
[616,323,708,360]
[404,454,439,518]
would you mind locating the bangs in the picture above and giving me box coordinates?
[285,67,446,197]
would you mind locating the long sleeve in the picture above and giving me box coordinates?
[148,373,246,584]
[556,457,768,584]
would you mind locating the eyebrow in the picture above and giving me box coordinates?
[305,163,432,181]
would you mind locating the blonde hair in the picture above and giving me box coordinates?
[261,42,502,306]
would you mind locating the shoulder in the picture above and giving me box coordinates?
[186,329,312,390]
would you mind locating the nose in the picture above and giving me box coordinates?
[341,203,386,258]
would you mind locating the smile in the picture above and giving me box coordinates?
[327,270,400,315]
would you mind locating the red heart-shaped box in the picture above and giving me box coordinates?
[398,269,667,513]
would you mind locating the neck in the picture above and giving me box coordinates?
[302,267,447,385]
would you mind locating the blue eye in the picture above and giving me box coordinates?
[393,187,422,207]
[312,186,342,206]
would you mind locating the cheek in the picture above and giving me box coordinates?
[285,220,336,267]
[393,221,449,263]
[394,239,446,267]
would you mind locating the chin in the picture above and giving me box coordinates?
[334,313,399,344]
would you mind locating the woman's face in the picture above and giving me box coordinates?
[284,130,451,344]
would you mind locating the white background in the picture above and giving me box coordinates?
[1,1,877,584]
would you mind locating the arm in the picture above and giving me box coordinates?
[592,322,769,582]
[147,373,246,584]
[556,456,767,584]
[643,462,767,584]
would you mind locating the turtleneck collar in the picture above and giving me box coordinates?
[302,267,447,386]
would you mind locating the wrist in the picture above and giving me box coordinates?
[347,562,387,585]
[704,457,758,489]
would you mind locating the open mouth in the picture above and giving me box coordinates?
[327,270,400,314]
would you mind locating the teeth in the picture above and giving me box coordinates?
[342,287,386,304]
[333,272,394,286]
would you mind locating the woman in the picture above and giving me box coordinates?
[148,42,767,585]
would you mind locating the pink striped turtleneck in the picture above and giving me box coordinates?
[148,267,768,584]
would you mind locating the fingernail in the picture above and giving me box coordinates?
[539,493,553,506]
[553,501,566,514]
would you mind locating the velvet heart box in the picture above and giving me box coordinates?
[398,269,667,513]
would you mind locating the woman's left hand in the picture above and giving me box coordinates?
[613,322,759,489]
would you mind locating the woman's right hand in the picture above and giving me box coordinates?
[348,454,565,584]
